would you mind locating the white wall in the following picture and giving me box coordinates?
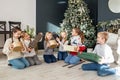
[0,0,36,31]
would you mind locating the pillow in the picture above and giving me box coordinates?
[118,29,120,37]
[106,32,118,49]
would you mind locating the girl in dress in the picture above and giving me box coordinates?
[21,31,41,66]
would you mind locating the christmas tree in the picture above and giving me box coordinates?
[60,0,96,48]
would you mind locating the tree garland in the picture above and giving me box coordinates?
[97,19,120,34]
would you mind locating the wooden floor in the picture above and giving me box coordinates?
[0,51,120,80]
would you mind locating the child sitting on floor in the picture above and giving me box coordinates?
[81,31,120,76]
[2,27,30,69]
[43,32,57,63]
[21,31,41,66]
[65,27,85,64]
[56,31,68,60]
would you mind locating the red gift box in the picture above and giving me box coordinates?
[79,45,86,52]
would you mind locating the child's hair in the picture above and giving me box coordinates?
[11,27,21,42]
[59,31,67,43]
[45,32,53,42]
[73,27,84,43]
[21,31,26,39]
[97,31,108,42]
[59,31,67,40]
[12,27,21,33]
[21,31,32,41]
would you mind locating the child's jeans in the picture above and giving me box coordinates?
[57,51,68,60]
[82,62,116,76]
[43,54,57,63]
[65,54,80,64]
[25,55,41,66]
[9,57,30,69]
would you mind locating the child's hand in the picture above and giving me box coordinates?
[21,48,26,53]
[9,44,14,51]
[79,51,82,54]
[98,57,105,64]
[77,46,80,52]
[47,43,50,47]
[56,43,59,46]
[77,51,82,54]
[74,46,78,52]
[27,47,32,52]
[74,46,79,52]
[56,37,60,42]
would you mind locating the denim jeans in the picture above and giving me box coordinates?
[57,51,68,60]
[9,57,30,69]
[43,54,57,63]
[65,54,80,64]
[82,62,116,76]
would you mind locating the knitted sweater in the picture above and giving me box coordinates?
[70,35,81,56]
[2,38,23,60]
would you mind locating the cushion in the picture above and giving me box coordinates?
[106,32,118,50]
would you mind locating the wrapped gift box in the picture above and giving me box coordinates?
[12,41,23,52]
[78,52,101,62]
[64,45,78,52]
[49,40,58,48]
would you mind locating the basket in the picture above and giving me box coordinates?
[12,41,23,51]
[49,40,57,48]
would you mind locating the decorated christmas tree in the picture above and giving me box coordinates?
[60,0,96,48]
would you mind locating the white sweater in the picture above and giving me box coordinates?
[93,43,114,64]
[58,40,68,52]
[70,35,81,46]
[2,38,23,60]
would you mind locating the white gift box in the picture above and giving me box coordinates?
[64,45,77,52]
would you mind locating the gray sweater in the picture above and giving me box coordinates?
[43,41,54,55]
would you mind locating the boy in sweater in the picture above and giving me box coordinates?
[81,31,120,76]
